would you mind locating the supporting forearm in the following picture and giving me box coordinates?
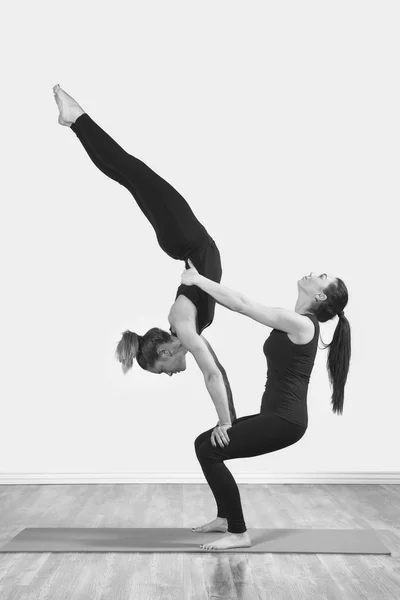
[201,337,237,423]
[217,365,237,424]
[205,373,232,426]
[196,275,244,313]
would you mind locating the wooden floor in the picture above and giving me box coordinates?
[0,483,399,599]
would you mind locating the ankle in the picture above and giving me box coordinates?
[71,109,85,124]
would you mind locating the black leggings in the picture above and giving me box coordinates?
[70,113,210,259]
[194,413,307,534]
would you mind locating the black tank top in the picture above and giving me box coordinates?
[170,237,222,335]
[260,313,319,428]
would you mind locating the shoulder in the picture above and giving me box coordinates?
[168,294,197,326]
[288,313,317,344]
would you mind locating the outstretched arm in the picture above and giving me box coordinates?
[181,259,308,336]
[179,259,247,312]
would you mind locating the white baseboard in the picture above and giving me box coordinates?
[0,472,399,485]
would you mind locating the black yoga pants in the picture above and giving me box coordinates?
[194,413,307,534]
[70,113,210,259]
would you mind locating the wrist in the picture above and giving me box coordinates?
[195,273,205,288]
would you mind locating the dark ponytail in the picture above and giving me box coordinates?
[311,277,352,416]
[321,313,351,415]
[115,327,172,374]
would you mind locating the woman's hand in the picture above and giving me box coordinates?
[181,258,200,287]
[211,423,231,448]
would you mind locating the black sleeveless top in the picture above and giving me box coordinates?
[260,313,319,428]
[170,237,222,335]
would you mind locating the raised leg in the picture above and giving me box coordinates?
[53,85,209,259]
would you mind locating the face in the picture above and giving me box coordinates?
[298,272,337,299]
[150,352,187,377]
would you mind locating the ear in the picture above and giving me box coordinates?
[157,347,171,357]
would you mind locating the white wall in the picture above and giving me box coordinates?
[1,0,399,480]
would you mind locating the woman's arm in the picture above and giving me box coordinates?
[190,275,245,313]
[169,296,233,425]
[181,260,309,335]
[201,335,237,424]
[176,322,233,425]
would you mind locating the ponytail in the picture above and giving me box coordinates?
[115,330,141,374]
[311,276,351,416]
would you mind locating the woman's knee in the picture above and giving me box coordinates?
[194,433,206,454]
[194,428,213,454]
[194,436,202,454]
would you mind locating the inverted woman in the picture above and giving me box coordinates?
[180,260,351,550]
[52,85,236,438]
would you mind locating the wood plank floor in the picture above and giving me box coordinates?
[0,483,399,599]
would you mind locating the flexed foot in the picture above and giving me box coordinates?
[199,531,252,551]
[191,517,228,533]
[53,84,85,126]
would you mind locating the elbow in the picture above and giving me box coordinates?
[235,295,246,314]
[225,293,245,314]
[206,370,223,384]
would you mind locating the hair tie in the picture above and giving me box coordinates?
[338,310,345,318]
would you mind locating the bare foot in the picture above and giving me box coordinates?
[191,517,228,533]
[52,84,85,127]
[200,531,252,551]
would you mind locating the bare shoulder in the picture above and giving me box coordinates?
[288,315,316,345]
[168,294,197,328]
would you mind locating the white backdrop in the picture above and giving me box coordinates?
[1,0,398,480]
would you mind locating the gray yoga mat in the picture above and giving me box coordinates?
[0,527,390,554]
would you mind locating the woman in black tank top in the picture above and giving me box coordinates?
[182,260,350,550]
[53,85,237,428]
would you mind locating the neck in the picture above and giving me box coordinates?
[295,285,318,314]
[294,300,312,315]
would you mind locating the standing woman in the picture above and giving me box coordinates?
[181,260,351,551]
[52,84,236,431]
